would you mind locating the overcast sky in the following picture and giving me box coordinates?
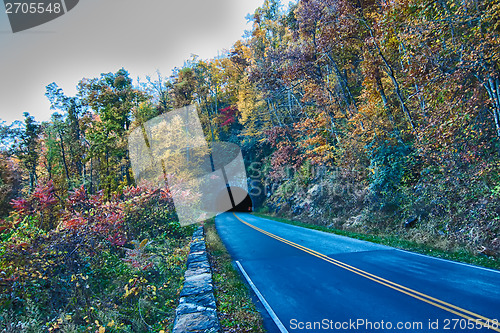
[0,0,265,124]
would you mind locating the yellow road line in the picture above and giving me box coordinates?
[233,212,500,332]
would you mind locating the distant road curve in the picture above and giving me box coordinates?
[215,212,500,332]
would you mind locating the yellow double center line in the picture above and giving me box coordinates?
[233,213,500,332]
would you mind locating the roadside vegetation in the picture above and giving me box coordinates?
[204,219,265,333]
[0,184,195,332]
[253,212,500,271]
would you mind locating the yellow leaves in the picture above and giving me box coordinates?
[147,284,157,295]
[71,273,89,287]
[139,238,148,249]
[123,276,147,298]
[92,320,109,333]
[123,284,134,298]
[47,314,73,332]
[487,0,500,31]
[123,285,142,298]
[385,35,400,51]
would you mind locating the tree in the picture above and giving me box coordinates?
[78,68,147,197]
[17,113,40,192]
[0,153,21,217]
[171,67,197,109]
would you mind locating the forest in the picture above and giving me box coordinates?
[0,0,499,331]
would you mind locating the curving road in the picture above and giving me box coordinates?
[215,212,500,332]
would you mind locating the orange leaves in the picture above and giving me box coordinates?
[286,112,337,165]
[62,215,87,229]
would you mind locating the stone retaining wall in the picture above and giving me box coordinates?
[172,226,221,333]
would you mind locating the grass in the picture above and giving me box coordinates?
[204,219,265,333]
[252,212,500,271]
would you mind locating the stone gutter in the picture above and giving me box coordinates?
[172,226,221,333]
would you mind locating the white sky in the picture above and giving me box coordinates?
[0,0,264,124]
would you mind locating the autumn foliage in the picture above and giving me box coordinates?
[0,182,192,331]
[1,0,500,328]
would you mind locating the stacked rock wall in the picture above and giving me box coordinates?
[172,226,221,333]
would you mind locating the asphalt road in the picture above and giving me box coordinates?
[215,212,500,333]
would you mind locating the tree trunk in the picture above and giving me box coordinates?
[58,129,71,185]
[484,76,500,140]
[366,25,416,131]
